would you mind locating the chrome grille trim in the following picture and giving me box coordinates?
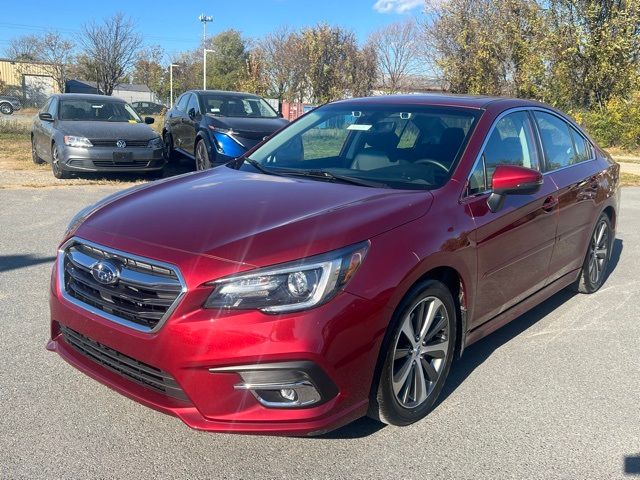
[58,237,187,333]
[60,325,188,401]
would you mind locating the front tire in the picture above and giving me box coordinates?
[195,139,212,171]
[163,131,177,162]
[369,279,457,426]
[51,143,71,179]
[31,136,45,164]
[572,213,612,293]
[0,103,13,115]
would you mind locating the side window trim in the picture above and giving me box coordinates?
[530,108,597,175]
[463,107,539,199]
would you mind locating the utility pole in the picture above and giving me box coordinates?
[203,49,215,90]
[198,15,214,90]
[169,64,179,107]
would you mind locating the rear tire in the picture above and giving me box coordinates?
[51,143,71,179]
[369,279,457,426]
[0,103,13,115]
[571,213,612,294]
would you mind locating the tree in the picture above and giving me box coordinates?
[543,0,640,109]
[299,24,366,103]
[237,47,270,96]
[260,28,306,101]
[5,35,41,61]
[368,19,419,93]
[351,42,379,97]
[36,32,75,93]
[204,29,249,91]
[422,0,547,97]
[80,13,141,95]
[132,45,167,100]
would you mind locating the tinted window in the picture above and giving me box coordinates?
[175,94,190,112]
[58,99,142,123]
[468,111,540,194]
[187,94,200,115]
[201,93,278,118]
[533,111,575,171]
[245,105,479,191]
[570,126,592,163]
[47,98,58,117]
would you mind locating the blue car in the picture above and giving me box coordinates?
[163,90,288,170]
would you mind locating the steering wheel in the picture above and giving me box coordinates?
[415,158,449,174]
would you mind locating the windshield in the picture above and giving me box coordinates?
[59,99,142,123]
[201,93,278,118]
[242,104,479,190]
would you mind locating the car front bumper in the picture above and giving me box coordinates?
[59,145,166,172]
[47,239,388,435]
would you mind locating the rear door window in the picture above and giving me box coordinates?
[569,126,593,163]
[533,111,576,171]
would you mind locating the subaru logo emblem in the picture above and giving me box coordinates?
[116,140,127,148]
[91,260,120,285]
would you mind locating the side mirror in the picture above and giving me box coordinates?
[144,116,154,125]
[188,108,197,120]
[487,165,543,212]
[39,112,54,122]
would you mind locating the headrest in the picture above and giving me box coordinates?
[365,131,399,151]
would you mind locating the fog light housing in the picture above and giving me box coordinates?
[209,361,338,409]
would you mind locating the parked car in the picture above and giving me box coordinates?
[131,101,165,115]
[48,94,620,435]
[163,90,288,170]
[31,93,165,179]
[0,95,22,115]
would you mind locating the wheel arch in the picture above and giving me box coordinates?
[602,205,616,229]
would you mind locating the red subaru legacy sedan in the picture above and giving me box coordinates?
[48,95,620,435]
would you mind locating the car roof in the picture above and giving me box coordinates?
[52,93,127,103]
[331,94,547,110]
[188,90,262,98]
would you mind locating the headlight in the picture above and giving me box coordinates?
[64,136,93,148]
[204,241,369,313]
[148,136,163,148]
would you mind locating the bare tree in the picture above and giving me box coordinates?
[5,35,42,61]
[80,13,141,95]
[37,32,75,93]
[368,19,419,93]
[260,27,305,102]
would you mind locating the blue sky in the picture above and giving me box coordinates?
[0,0,423,61]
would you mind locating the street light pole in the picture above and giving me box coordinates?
[169,63,179,107]
[203,49,215,90]
[198,15,213,91]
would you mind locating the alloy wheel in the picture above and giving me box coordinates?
[391,296,450,409]
[588,218,609,285]
[195,141,209,170]
[0,104,12,115]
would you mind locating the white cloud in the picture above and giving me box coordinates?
[373,0,423,14]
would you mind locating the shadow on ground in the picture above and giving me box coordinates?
[320,239,623,440]
[0,254,56,273]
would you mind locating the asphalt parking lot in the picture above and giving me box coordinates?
[1,185,639,480]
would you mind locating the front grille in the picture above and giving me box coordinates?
[234,130,269,141]
[60,325,188,401]
[90,139,150,147]
[92,159,152,168]
[61,240,185,331]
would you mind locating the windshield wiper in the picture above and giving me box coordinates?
[242,158,283,176]
[276,169,388,188]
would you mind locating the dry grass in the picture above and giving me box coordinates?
[607,146,640,163]
[0,132,38,170]
[620,172,640,187]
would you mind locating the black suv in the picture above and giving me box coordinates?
[163,90,288,170]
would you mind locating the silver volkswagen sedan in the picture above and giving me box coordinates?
[31,94,165,179]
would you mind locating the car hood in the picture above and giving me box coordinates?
[78,167,433,268]
[206,115,288,135]
[56,121,159,140]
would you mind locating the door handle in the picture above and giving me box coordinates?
[542,195,558,212]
